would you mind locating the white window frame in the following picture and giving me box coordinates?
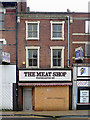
[25,21,40,40]
[85,20,90,34]
[50,21,65,40]
[26,46,40,68]
[50,46,65,68]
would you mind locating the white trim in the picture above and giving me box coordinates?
[26,46,40,68]
[5,7,16,9]
[72,41,90,44]
[50,46,65,68]
[85,21,90,34]
[72,33,90,35]
[25,21,40,40]
[77,77,90,79]
[0,0,25,2]
[50,21,65,40]
[72,57,90,59]
[0,39,7,44]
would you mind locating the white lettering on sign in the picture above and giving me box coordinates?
[19,70,71,81]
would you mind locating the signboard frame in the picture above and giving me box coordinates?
[19,69,72,82]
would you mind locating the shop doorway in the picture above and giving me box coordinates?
[23,88,32,110]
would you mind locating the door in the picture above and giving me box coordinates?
[23,88,32,110]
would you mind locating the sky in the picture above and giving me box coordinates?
[27,0,89,12]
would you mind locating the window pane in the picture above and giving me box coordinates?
[0,14,4,21]
[28,49,38,67]
[33,59,37,66]
[58,32,62,37]
[29,59,32,66]
[53,49,62,67]
[58,59,61,66]
[53,59,57,66]
[28,32,32,37]
[53,50,57,58]
[53,32,57,37]
[33,24,37,31]
[58,25,62,31]
[28,24,32,31]
[28,50,32,58]
[33,32,37,37]
[85,44,90,56]
[28,23,38,38]
[52,24,62,38]
[33,50,37,58]
[58,50,61,58]
[0,21,4,29]
[53,25,57,31]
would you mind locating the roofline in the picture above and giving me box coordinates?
[18,11,89,14]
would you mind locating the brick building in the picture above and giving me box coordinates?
[0,1,90,110]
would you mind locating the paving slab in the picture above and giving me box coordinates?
[0,110,89,116]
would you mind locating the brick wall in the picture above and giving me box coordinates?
[2,8,90,66]
[17,18,73,68]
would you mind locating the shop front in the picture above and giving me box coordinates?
[73,65,90,110]
[18,69,72,111]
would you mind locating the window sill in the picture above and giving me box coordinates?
[51,38,64,40]
[51,66,64,68]
[26,66,39,69]
[26,38,39,40]
[0,28,5,31]
[72,33,90,35]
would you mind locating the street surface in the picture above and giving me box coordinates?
[1,117,90,120]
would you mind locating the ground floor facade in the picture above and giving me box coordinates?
[73,64,90,110]
[18,85,72,111]
[0,65,16,110]
[18,69,72,111]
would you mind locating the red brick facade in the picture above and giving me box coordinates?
[1,2,89,67]
[1,1,90,110]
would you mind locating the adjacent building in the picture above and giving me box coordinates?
[0,0,90,110]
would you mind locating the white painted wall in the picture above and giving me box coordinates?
[0,65,16,110]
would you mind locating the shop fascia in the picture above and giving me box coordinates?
[19,69,72,82]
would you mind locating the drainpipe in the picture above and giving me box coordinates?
[15,4,18,111]
[67,16,70,67]
[0,42,2,64]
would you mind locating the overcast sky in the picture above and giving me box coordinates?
[27,0,89,12]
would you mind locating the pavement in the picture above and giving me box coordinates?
[0,110,90,118]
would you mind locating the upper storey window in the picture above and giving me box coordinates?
[26,46,40,68]
[85,21,90,33]
[0,14,4,30]
[50,46,65,68]
[50,21,65,40]
[26,21,40,40]
[85,43,90,57]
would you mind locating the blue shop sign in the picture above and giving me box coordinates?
[75,47,83,61]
